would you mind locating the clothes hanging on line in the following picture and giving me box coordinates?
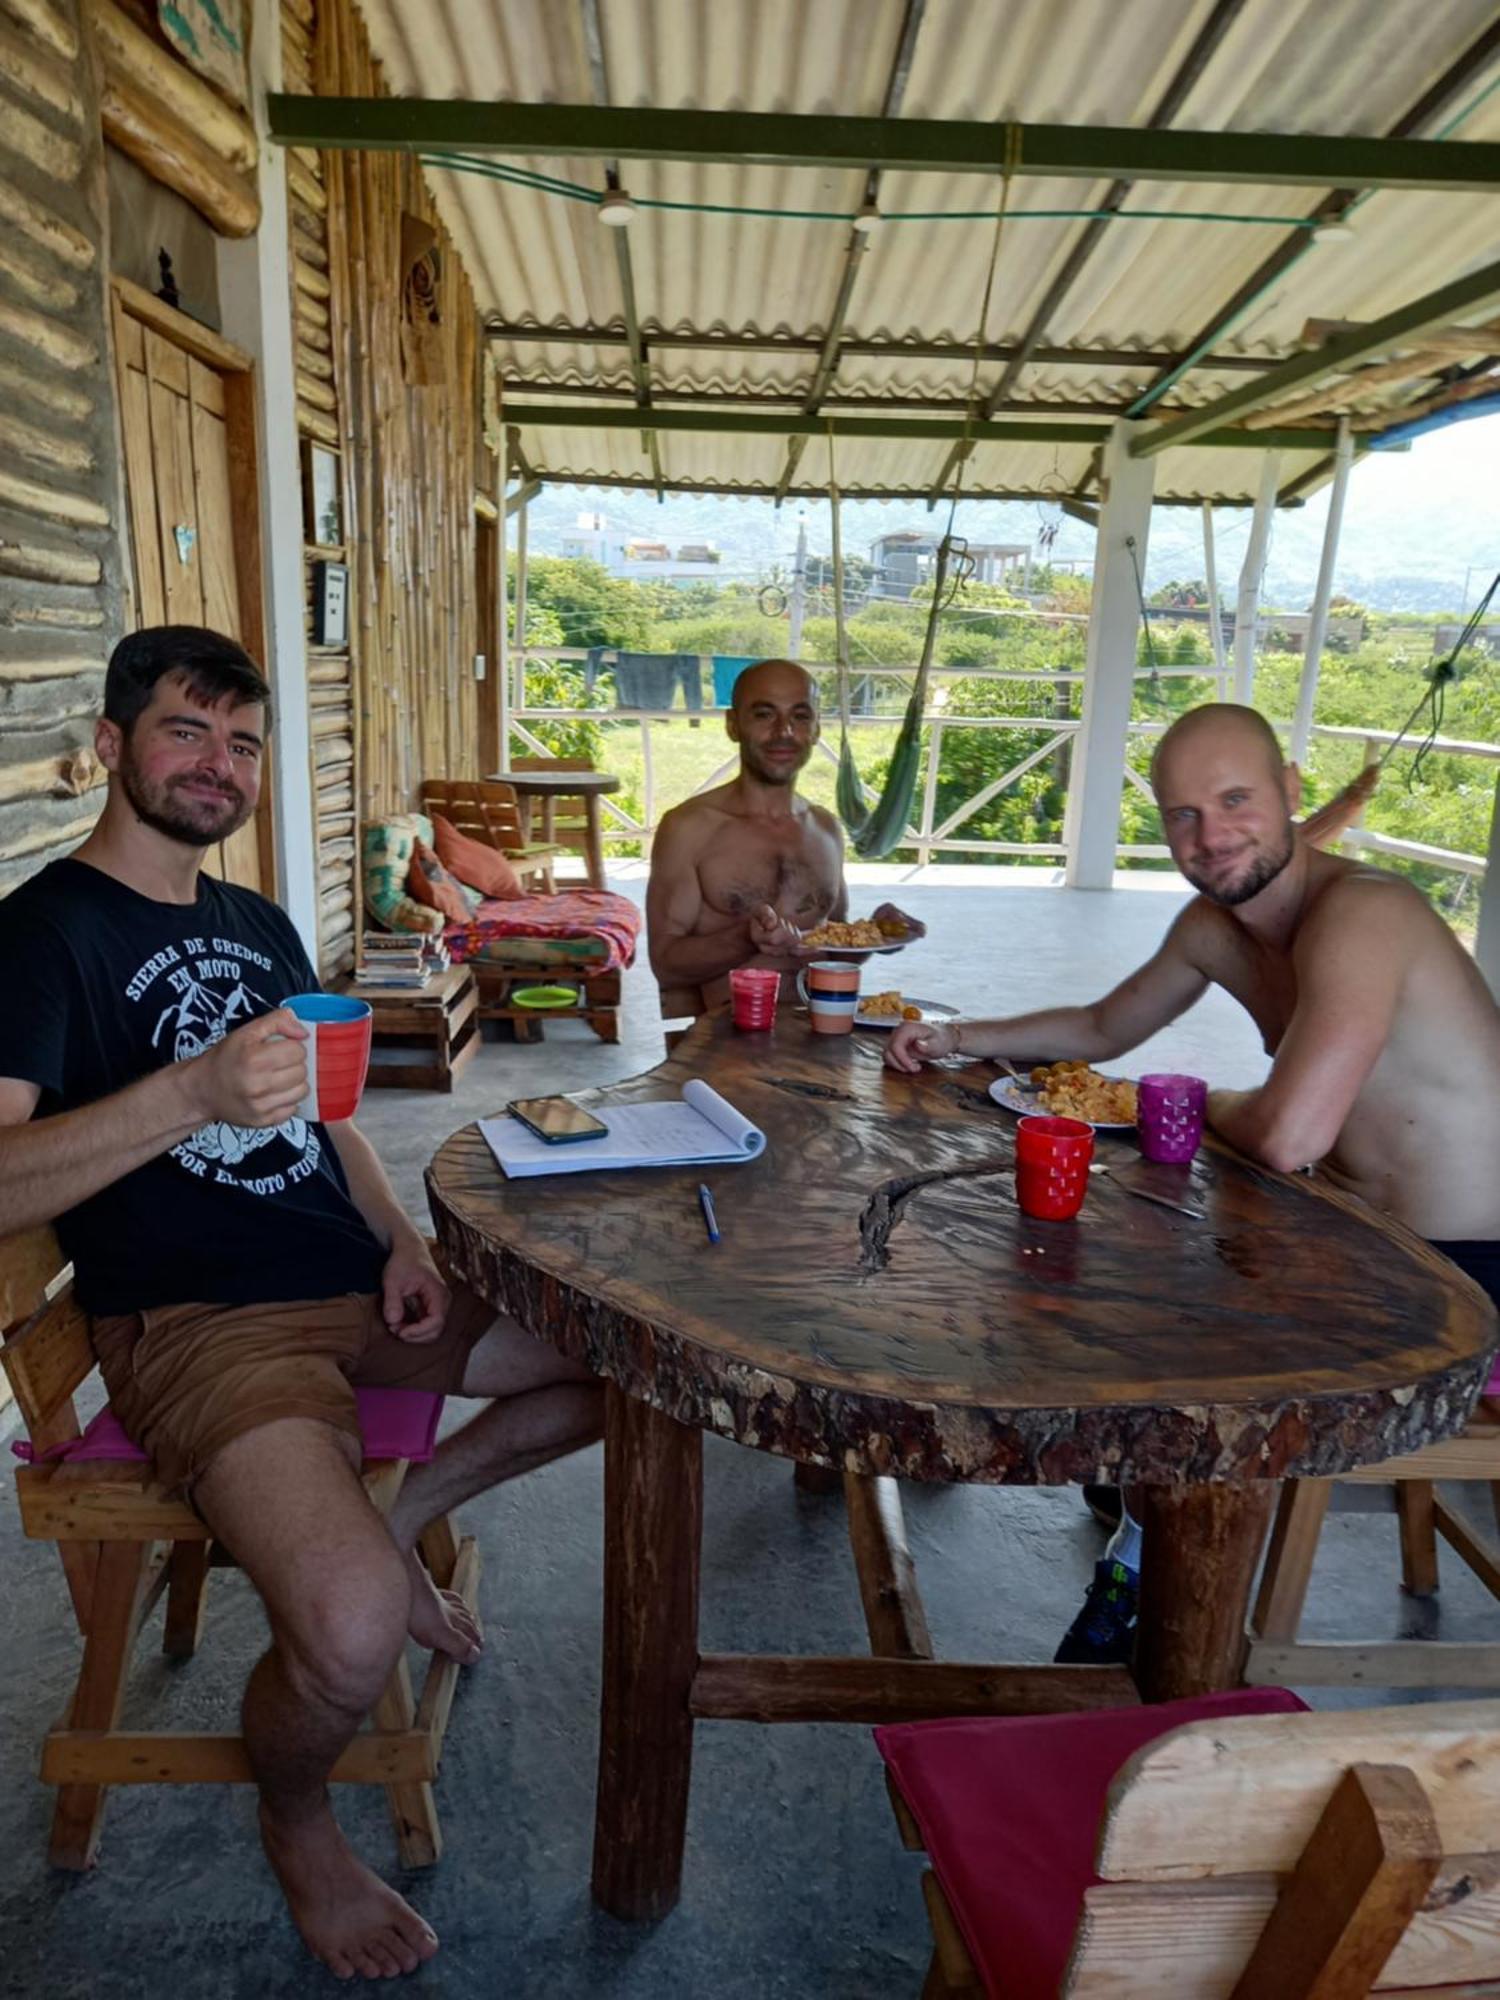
[711,656,758,708]
[613,652,703,712]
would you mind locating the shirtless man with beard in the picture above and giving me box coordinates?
[886,701,1500,1661]
[647,658,850,1018]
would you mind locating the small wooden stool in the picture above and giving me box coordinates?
[361,965,480,1092]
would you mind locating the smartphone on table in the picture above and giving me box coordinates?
[508,1095,609,1145]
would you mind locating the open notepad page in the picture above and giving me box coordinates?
[479,1079,767,1179]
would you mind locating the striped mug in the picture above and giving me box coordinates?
[796,959,861,1036]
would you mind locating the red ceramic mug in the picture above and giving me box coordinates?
[283,993,373,1122]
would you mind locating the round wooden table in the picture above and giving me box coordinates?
[486,767,621,888]
[428,1011,1496,1920]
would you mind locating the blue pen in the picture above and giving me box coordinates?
[698,1183,720,1244]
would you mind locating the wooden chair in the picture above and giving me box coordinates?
[509,755,604,889]
[1246,1386,1500,1692]
[880,1691,1500,1998]
[1,1225,479,1871]
[418,778,563,893]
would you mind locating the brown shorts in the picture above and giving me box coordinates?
[91,1280,495,1496]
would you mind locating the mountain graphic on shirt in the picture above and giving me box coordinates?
[153,972,317,1180]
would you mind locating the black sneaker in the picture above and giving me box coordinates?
[1054,1557,1138,1665]
[1083,1484,1123,1531]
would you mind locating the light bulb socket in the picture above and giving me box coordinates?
[598,189,638,228]
[851,200,881,234]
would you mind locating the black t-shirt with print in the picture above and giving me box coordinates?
[0,858,386,1313]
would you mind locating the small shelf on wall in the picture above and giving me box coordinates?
[304,542,347,562]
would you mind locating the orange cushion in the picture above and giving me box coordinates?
[407,838,473,924]
[431,810,523,900]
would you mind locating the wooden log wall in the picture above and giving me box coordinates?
[282,0,353,979]
[0,0,123,897]
[311,0,482,834]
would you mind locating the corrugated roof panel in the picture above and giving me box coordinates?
[355,0,1500,503]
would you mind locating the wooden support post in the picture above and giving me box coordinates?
[1232,453,1280,703]
[512,485,529,720]
[1134,1483,1276,1701]
[496,420,511,768]
[1290,418,1354,766]
[1064,421,1157,888]
[1249,1480,1332,1643]
[1397,1481,1440,1597]
[844,1473,933,1660]
[49,1542,152,1868]
[1229,1764,1440,2000]
[592,1384,703,1922]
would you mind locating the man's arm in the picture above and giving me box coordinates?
[885,914,1209,1073]
[326,1121,448,1341]
[1207,879,1407,1173]
[0,1013,311,1237]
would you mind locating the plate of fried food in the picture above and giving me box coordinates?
[854,991,958,1031]
[987,1059,1139,1129]
[801,902,927,957]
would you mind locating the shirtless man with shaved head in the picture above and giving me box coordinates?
[647,659,850,1017]
[887,700,1500,1662]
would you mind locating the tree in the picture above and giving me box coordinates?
[514,557,652,650]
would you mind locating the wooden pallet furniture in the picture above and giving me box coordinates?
[879,1693,1500,1998]
[418,778,564,892]
[1,1225,479,1871]
[360,963,480,1092]
[1246,1389,1500,1692]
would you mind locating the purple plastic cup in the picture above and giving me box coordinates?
[1136,1073,1207,1163]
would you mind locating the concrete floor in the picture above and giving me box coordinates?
[2,874,1497,1998]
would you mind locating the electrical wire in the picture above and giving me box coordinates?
[1386,568,1500,786]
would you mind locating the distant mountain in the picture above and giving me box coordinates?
[521,410,1500,618]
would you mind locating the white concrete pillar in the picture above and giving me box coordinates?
[1232,452,1281,704]
[215,0,317,955]
[1201,500,1228,695]
[788,512,808,658]
[512,485,529,718]
[1064,422,1157,889]
[496,422,510,763]
[1290,419,1355,767]
[1476,770,1500,999]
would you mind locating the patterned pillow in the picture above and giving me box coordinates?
[407,838,476,924]
[362,816,443,934]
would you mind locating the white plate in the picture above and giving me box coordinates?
[854,998,958,1031]
[804,934,915,958]
[987,1074,1137,1131]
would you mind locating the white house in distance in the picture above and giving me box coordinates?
[560,512,721,583]
[869,529,1035,599]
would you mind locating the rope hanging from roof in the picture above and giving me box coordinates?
[829,134,1018,857]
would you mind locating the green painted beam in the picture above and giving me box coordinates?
[266,97,1500,193]
[502,401,1333,450]
[1132,252,1500,456]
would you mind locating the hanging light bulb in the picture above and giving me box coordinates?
[597,189,638,228]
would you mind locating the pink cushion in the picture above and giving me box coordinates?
[1488,1355,1500,1397]
[13,1388,443,1467]
[876,1688,1309,1999]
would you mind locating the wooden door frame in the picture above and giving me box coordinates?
[109,276,276,897]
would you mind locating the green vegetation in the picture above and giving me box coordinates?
[507,561,1499,927]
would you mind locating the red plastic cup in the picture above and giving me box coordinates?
[728,965,780,1032]
[1015,1114,1095,1220]
[1136,1073,1207,1163]
[284,993,372,1121]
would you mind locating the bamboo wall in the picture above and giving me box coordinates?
[281,0,354,977]
[0,0,123,896]
[311,0,483,835]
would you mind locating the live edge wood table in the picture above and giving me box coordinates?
[426,1011,1495,1922]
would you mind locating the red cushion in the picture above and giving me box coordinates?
[876,1688,1309,1999]
[406,837,475,925]
[431,811,523,900]
[13,1389,443,1468]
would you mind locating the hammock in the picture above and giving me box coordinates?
[827,147,1016,858]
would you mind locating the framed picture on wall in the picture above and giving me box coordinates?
[302,440,342,548]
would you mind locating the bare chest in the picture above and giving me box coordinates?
[696,817,841,922]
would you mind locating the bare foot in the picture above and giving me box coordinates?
[260,1802,439,1980]
[405,1549,483,1664]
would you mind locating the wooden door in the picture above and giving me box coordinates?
[112,284,272,894]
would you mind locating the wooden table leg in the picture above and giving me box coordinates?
[592,1383,703,1920]
[583,796,606,890]
[1133,1483,1276,1702]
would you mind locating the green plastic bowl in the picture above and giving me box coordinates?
[509,984,581,1010]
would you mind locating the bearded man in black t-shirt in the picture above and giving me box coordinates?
[0,627,602,1981]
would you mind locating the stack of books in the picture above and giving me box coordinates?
[356,933,431,990]
[421,936,452,974]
